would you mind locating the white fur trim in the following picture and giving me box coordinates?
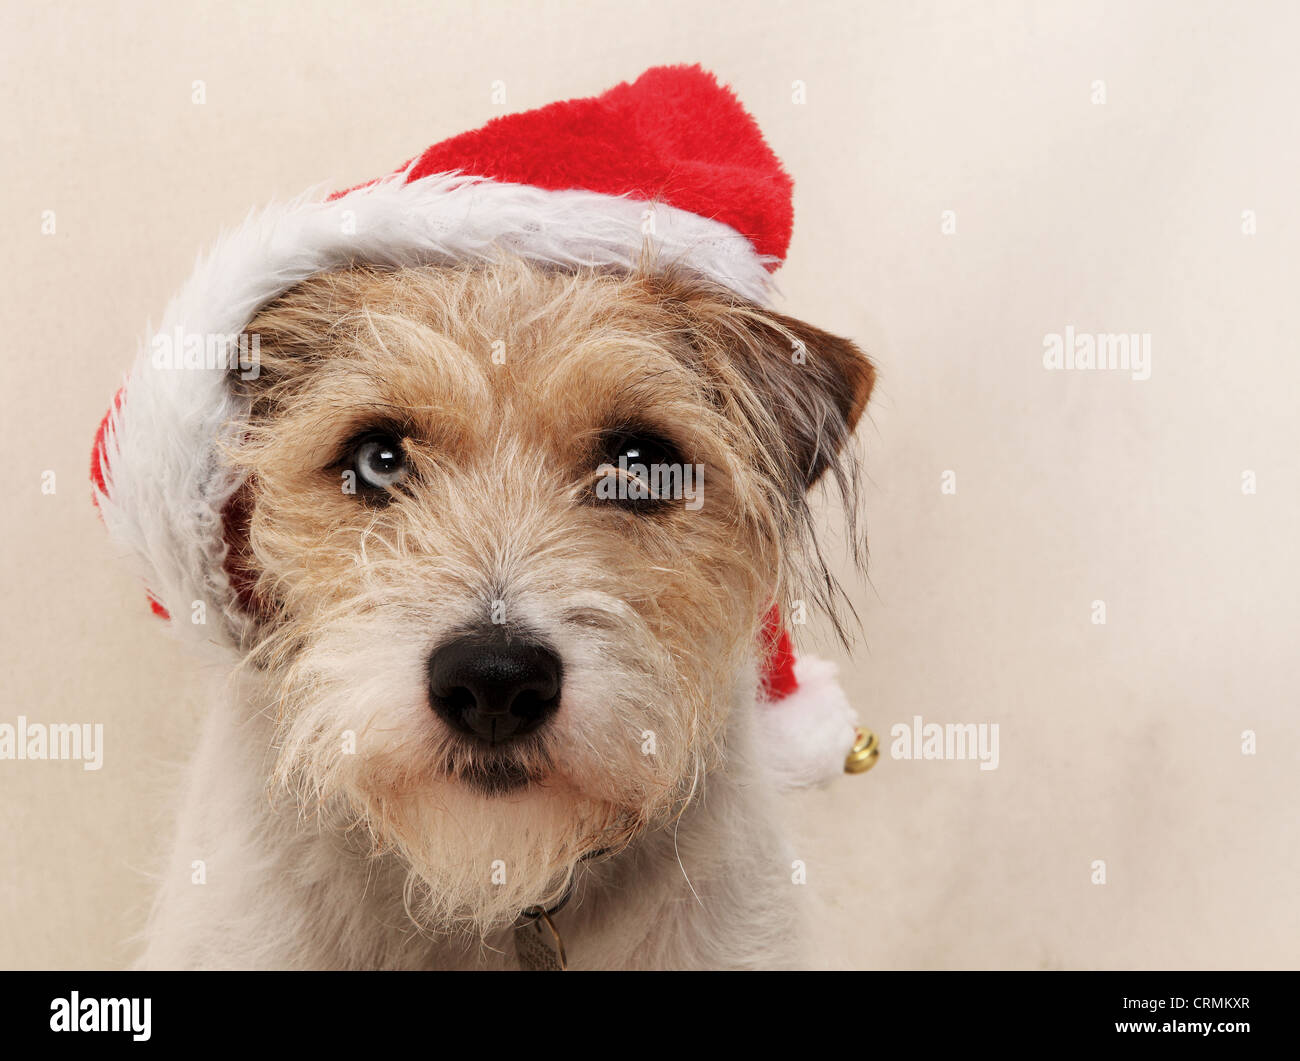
[93,172,776,646]
[756,656,859,789]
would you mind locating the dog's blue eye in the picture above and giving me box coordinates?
[353,434,408,490]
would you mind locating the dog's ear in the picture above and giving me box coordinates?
[655,276,875,491]
[726,307,874,488]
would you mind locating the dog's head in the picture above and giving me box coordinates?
[228,257,873,933]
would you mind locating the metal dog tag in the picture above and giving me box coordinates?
[514,911,567,971]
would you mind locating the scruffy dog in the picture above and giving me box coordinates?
[93,67,874,969]
[138,260,871,969]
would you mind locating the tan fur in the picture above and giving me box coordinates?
[219,258,873,942]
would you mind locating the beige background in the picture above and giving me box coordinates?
[2,0,1297,969]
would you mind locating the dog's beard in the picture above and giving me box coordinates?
[256,605,699,936]
[279,710,635,935]
[377,780,631,935]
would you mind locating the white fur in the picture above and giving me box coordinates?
[139,665,811,970]
[131,547,856,967]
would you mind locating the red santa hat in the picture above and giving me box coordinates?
[91,65,859,787]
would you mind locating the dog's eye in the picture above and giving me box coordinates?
[593,431,686,506]
[352,433,409,490]
[619,439,673,472]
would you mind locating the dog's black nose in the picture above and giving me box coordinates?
[427,632,562,743]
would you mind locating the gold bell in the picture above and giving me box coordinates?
[845,726,880,775]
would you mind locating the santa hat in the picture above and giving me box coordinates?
[91,64,859,788]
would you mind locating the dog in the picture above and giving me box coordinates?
[128,258,873,970]
[92,66,874,970]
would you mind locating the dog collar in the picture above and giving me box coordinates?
[511,846,609,971]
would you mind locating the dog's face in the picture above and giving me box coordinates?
[229,258,872,933]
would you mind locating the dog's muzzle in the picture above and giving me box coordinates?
[426,629,562,744]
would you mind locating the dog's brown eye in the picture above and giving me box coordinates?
[352,433,408,490]
[593,431,688,507]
